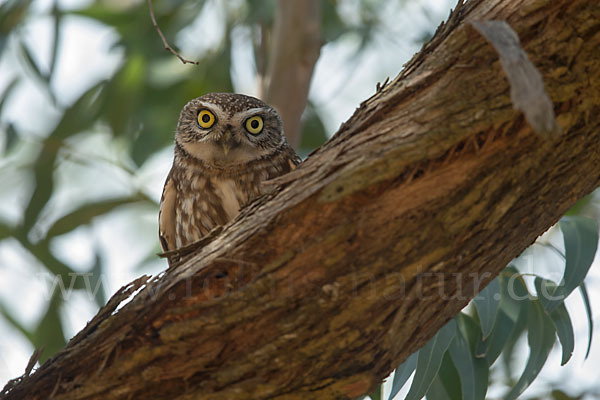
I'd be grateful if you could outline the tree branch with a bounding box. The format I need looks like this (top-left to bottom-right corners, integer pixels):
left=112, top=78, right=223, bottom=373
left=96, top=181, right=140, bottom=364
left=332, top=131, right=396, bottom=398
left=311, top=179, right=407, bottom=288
left=263, top=0, right=322, bottom=149
left=3, top=0, right=599, bottom=398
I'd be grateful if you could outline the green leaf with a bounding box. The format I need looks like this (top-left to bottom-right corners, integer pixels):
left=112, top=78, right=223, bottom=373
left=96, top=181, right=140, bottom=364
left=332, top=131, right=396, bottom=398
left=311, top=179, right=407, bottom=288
left=0, top=76, right=19, bottom=117
left=453, top=313, right=489, bottom=400
left=32, top=287, right=66, bottom=363
left=89, top=251, right=107, bottom=307
left=425, top=377, right=451, bottom=400
left=498, top=267, right=530, bottom=377
left=448, top=325, right=476, bottom=400
left=0, top=300, right=34, bottom=343
left=549, top=303, right=574, bottom=365
left=455, top=313, right=481, bottom=356
left=405, top=319, right=456, bottom=400
left=46, top=197, right=145, bottom=237
left=0, top=220, right=12, bottom=240
left=534, top=277, right=574, bottom=365
left=551, top=389, right=584, bottom=400
left=18, top=39, right=49, bottom=84
left=436, top=352, right=462, bottom=400
left=579, top=283, right=594, bottom=359
left=544, top=216, right=599, bottom=311
left=23, top=81, right=107, bottom=232
left=17, top=237, right=83, bottom=289
left=368, top=383, right=382, bottom=400
left=478, top=309, right=515, bottom=366
left=504, top=300, right=556, bottom=400
left=473, top=277, right=500, bottom=339
left=388, top=352, right=417, bottom=400
left=3, top=122, right=19, bottom=154
left=0, top=0, right=32, bottom=56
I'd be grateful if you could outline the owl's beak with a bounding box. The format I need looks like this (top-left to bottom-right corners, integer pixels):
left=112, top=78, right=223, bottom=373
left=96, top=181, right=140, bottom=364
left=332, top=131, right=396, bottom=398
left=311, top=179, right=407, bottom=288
left=217, top=129, right=235, bottom=156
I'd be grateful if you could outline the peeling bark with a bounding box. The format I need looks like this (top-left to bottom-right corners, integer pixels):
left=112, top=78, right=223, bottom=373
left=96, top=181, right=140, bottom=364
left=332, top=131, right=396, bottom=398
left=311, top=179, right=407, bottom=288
left=2, top=0, right=600, bottom=399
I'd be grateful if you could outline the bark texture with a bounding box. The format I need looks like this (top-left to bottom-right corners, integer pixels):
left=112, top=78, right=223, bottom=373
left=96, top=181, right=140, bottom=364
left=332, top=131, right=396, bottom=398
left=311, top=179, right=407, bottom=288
left=3, top=0, right=600, bottom=398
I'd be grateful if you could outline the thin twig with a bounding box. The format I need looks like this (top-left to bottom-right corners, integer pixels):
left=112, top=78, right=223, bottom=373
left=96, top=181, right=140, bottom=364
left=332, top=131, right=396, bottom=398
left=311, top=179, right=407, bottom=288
left=147, top=0, right=199, bottom=65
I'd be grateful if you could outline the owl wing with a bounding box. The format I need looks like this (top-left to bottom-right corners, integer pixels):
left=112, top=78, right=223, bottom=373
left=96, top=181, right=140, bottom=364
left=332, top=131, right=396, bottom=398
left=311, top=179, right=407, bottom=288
left=159, top=168, right=177, bottom=252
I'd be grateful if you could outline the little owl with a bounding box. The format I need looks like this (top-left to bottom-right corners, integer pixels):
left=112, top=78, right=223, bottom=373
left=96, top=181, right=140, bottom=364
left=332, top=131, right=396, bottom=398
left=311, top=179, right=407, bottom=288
left=159, top=93, right=301, bottom=257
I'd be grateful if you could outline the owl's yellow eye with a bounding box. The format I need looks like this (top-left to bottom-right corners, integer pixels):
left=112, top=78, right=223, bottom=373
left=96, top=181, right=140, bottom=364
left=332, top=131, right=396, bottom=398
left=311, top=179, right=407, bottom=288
left=197, top=110, right=215, bottom=129
left=245, top=116, right=264, bottom=135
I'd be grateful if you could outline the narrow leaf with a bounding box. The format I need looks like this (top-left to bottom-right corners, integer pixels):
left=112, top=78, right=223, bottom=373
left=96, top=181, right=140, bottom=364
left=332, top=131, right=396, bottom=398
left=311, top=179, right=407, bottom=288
left=46, top=197, right=143, bottom=237
left=452, top=314, right=489, bottom=400
left=473, top=277, right=501, bottom=339
left=550, top=303, right=574, bottom=365
left=0, top=77, right=19, bottom=116
left=23, top=81, right=106, bottom=231
left=448, top=328, right=475, bottom=400
left=4, top=122, right=18, bottom=153
left=32, top=287, right=66, bottom=362
left=368, top=383, right=382, bottom=400
left=436, top=353, right=462, bottom=400
left=504, top=300, right=556, bottom=400
left=534, top=277, right=574, bottom=365
left=544, top=216, right=599, bottom=311
left=498, top=267, right=530, bottom=377
left=18, top=39, right=48, bottom=84
left=405, top=320, right=456, bottom=400
left=478, top=309, right=515, bottom=366
left=579, top=283, right=594, bottom=359
left=388, top=352, right=417, bottom=400
left=426, top=378, right=451, bottom=400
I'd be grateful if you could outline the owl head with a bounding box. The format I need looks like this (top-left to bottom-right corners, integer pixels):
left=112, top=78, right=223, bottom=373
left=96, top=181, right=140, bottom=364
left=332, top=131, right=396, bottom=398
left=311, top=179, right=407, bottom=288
left=174, top=93, right=287, bottom=166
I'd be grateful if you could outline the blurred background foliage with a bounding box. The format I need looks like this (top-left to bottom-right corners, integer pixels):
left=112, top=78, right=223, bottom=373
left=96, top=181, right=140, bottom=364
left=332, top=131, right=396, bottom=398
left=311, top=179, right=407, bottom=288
left=0, top=0, right=599, bottom=399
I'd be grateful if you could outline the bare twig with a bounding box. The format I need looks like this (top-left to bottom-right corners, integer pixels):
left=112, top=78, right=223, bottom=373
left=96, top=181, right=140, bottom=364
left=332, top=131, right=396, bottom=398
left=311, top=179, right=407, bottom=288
left=147, top=0, right=199, bottom=65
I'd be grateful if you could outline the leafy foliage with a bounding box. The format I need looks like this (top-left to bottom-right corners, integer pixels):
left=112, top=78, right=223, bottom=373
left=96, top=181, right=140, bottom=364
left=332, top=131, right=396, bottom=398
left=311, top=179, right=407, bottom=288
left=382, top=216, right=598, bottom=400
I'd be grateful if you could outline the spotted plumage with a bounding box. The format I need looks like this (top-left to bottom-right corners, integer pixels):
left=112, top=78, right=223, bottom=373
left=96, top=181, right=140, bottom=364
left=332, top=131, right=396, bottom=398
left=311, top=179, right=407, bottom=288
left=159, top=93, right=300, bottom=259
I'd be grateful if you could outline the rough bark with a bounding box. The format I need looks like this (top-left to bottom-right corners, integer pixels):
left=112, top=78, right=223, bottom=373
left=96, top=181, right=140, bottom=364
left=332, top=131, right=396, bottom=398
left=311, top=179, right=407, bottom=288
left=3, top=0, right=600, bottom=398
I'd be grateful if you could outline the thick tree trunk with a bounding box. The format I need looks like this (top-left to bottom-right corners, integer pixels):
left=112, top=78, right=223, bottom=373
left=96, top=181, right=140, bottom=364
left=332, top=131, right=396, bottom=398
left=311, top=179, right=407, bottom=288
left=3, top=0, right=600, bottom=399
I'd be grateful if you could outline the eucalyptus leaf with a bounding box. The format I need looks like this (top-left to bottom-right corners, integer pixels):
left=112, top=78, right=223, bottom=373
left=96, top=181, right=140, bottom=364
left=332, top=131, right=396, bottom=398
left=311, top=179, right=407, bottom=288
left=405, top=320, right=456, bottom=400
left=31, top=288, right=66, bottom=362
left=543, top=216, right=599, bottom=311
left=452, top=313, right=489, bottom=400
left=498, top=267, right=530, bottom=378
left=579, top=283, right=594, bottom=359
left=388, top=352, right=417, bottom=400
left=0, top=76, right=19, bottom=117
left=23, top=81, right=107, bottom=231
left=473, top=277, right=500, bottom=339
left=425, top=377, right=451, bottom=400
left=534, top=277, right=574, bottom=365
left=437, top=350, right=462, bottom=400
left=46, top=197, right=145, bottom=237
left=478, top=309, right=514, bottom=366
left=368, top=383, right=382, bottom=400
left=448, top=325, right=476, bottom=400
left=504, top=300, right=556, bottom=400
left=3, top=122, right=18, bottom=154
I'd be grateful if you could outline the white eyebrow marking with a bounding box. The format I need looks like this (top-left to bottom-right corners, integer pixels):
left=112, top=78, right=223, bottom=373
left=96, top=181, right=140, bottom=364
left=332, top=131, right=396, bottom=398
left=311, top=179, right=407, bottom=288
left=196, top=101, right=227, bottom=122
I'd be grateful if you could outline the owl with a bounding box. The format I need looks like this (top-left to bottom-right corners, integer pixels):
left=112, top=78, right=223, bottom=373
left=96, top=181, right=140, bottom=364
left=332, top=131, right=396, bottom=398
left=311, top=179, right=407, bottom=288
left=159, top=93, right=301, bottom=260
